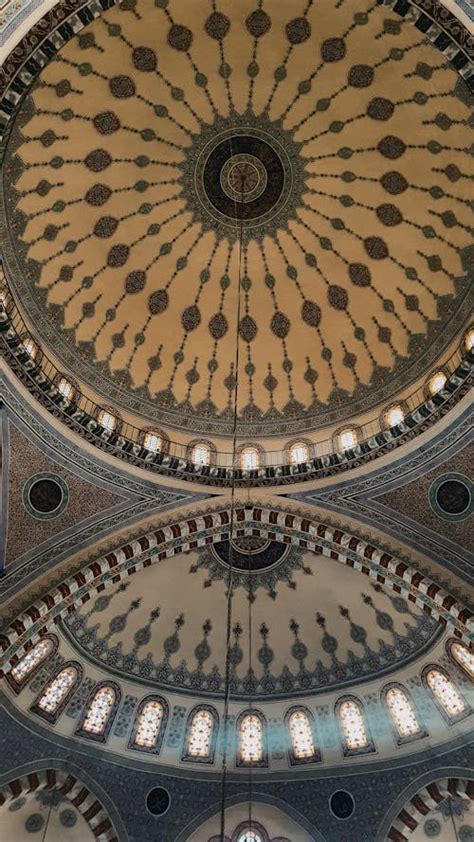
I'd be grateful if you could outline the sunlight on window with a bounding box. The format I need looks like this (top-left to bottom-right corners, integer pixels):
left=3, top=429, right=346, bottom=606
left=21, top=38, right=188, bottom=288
left=239, top=713, right=263, bottom=764
left=339, top=699, right=369, bottom=750
left=37, top=667, right=77, bottom=714
left=385, top=405, right=404, bottom=427
left=98, top=411, right=116, bottom=432
left=289, top=710, right=315, bottom=759
left=83, top=686, right=116, bottom=734
left=11, top=639, right=54, bottom=683
left=192, top=443, right=210, bottom=466
left=428, top=371, right=447, bottom=395
left=143, top=432, right=162, bottom=452
left=385, top=687, right=420, bottom=738
left=238, top=831, right=263, bottom=842
left=186, top=709, right=214, bottom=758
left=58, top=377, right=74, bottom=400
left=426, top=669, right=466, bottom=718
left=450, top=642, right=474, bottom=679
left=241, top=446, right=259, bottom=470
left=338, top=429, right=357, bottom=450
left=133, top=700, right=163, bottom=748
left=22, top=337, right=37, bottom=358
left=290, top=442, right=309, bottom=465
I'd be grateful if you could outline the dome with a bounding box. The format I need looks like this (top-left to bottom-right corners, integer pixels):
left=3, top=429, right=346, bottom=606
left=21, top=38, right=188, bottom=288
left=2, top=0, right=472, bottom=445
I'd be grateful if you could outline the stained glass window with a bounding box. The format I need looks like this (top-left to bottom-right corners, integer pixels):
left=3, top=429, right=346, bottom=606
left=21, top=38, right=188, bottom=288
left=57, top=377, right=74, bottom=399
left=98, top=411, right=116, bottom=431
left=82, top=686, right=116, bottom=734
left=385, top=687, right=421, bottom=738
left=11, top=639, right=54, bottom=683
left=186, top=709, right=214, bottom=758
left=288, top=710, right=315, bottom=759
left=339, top=428, right=357, bottom=450
left=450, top=642, right=474, bottom=679
left=37, top=667, right=77, bottom=714
left=426, top=669, right=466, bottom=718
left=134, top=700, right=164, bottom=748
left=192, top=443, right=210, bottom=466
left=428, top=371, right=447, bottom=395
left=239, top=713, right=263, bottom=764
left=143, top=432, right=162, bottom=452
left=241, top=447, right=259, bottom=470
left=290, top=442, right=309, bottom=465
left=238, top=831, right=263, bottom=842
left=385, top=405, right=404, bottom=427
left=338, top=699, right=369, bottom=750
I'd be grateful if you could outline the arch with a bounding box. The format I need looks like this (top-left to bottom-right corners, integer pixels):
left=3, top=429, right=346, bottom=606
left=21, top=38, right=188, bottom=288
left=446, top=637, right=474, bottom=680
left=421, top=665, right=470, bottom=724
left=335, top=694, right=375, bottom=757
left=230, top=820, right=271, bottom=842
left=128, top=694, right=169, bottom=756
left=1, top=506, right=471, bottom=679
left=0, top=767, right=120, bottom=841
left=385, top=776, right=473, bottom=841
left=236, top=709, right=268, bottom=768
left=30, top=661, right=83, bottom=724
left=284, top=705, right=321, bottom=765
left=5, top=634, right=58, bottom=692
left=381, top=682, right=427, bottom=745
left=182, top=704, right=219, bottom=764
left=75, top=681, right=121, bottom=743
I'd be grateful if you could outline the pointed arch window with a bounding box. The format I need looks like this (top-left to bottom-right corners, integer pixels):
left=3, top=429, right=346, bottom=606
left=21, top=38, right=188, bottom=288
left=192, top=443, right=210, bottom=466
left=336, top=697, right=374, bottom=755
left=9, top=638, right=56, bottom=687
left=33, top=664, right=80, bottom=721
left=183, top=706, right=218, bottom=762
left=383, top=685, right=424, bottom=741
left=424, top=667, right=467, bottom=721
left=448, top=640, right=474, bottom=680
left=130, top=696, right=168, bottom=754
left=287, top=708, right=318, bottom=763
left=76, top=683, right=120, bottom=741
left=237, top=710, right=266, bottom=766
left=290, top=441, right=309, bottom=465
left=241, top=446, right=259, bottom=470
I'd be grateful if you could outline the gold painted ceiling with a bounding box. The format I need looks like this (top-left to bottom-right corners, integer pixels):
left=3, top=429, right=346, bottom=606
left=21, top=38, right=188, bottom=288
left=2, top=0, right=472, bottom=436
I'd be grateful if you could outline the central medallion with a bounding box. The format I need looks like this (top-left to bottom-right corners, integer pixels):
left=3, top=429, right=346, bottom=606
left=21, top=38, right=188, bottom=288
left=183, top=112, right=307, bottom=241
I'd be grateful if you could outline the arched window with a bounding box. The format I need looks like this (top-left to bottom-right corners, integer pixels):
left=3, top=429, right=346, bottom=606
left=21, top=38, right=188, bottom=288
left=57, top=377, right=74, bottom=400
left=238, top=832, right=263, bottom=842
left=383, top=685, right=423, bottom=741
left=289, top=441, right=309, bottom=465
left=22, top=336, right=37, bottom=359
left=9, top=638, right=56, bottom=687
left=183, top=707, right=218, bottom=762
left=191, top=442, right=211, bottom=466
left=237, top=710, right=266, bottom=766
left=130, top=696, right=167, bottom=754
left=287, top=708, right=318, bottom=763
left=385, top=405, right=404, bottom=428
left=338, top=428, right=357, bottom=451
left=98, top=410, right=116, bottom=432
left=77, top=683, right=119, bottom=741
left=336, top=697, right=373, bottom=755
left=33, top=665, right=80, bottom=721
left=424, top=667, right=467, bottom=721
left=428, top=371, right=447, bottom=395
left=464, top=327, right=474, bottom=352
left=143, top=431, right=163, bottom=453
left=240, top=446, right=259, bottom=471
left=448, top=640, right=474, bottom=680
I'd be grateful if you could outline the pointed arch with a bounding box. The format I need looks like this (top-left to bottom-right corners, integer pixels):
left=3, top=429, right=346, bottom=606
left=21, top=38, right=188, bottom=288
left=5, top=635, right=58, bottom=692
left=446, top=637, right=474, bottom=680
left=31, top=661, right=82, bottom=723
left=421, top=664, right=470, bottom=723
left=385, top=776, right=473, bottom=841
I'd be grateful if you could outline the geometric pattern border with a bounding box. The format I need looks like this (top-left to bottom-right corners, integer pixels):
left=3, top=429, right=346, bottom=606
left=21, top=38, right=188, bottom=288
left=0, top=768, right=118, bottom=841
left=1, top=505, right=472, bottom=676
left=1, top=301, right=472, bottom=486
left=388, top=776, right=473, bottom=840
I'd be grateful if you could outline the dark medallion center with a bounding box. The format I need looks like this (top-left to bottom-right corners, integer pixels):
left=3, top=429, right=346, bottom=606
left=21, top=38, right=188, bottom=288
left=28, top=478, right=63, bottom=513
left=436, top=479, right=470, bottom=514
left=212, top=538, right=289, bottom=572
